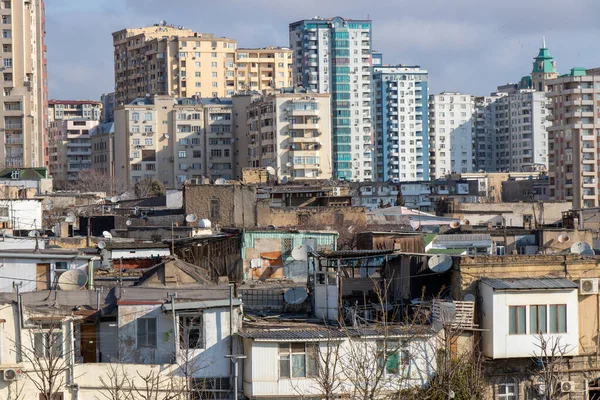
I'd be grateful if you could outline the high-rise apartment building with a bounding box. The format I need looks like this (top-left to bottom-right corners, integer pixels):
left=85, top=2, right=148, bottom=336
left=114, top=95, right=234, bottom=189
left=289, top=17, right=374, bottom=181
left=113, top=23, right=294, bottom=104
left=48, top=100, right=102, bottom=122
left=428, top=93, right=474, bottom=179
left=47, top=119, right=99, bottom=186
left=373, top=65, right=428, bottom=182
left=101, top=92, right=116, bottom=123
left=474, top=94, right=504, bottom=172
left=0, top=0, right=47, bottom=168
left=547, top=68, right=600, bottom=208
left=246, top=90, right=332, bottom=182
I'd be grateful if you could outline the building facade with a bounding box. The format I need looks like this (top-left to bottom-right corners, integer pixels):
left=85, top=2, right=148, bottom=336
left=234, top=47, right=293, bottom=91
left=373, top=65, right=428, bottom=182
left=246, top=90, right=332, bottom=182
left=90, top=122, right=115, bottom=176
left=101, top=92, right=116, bottom=123
left=48, top=119, right=99, bottom=186
left=114, top=95, right=235, bottom=189
left=48, top=100, right=102, bottom=122
left=547, top=67, right=600, bottom=208
left=0, top=0, right=47, bottom=168
left=428, top=93, right=474, bottom=179
left=289, top=17, right=374, bottom=181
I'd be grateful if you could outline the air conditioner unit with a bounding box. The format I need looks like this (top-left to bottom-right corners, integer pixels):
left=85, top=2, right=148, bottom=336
left=3, top=368, right=22, bottom=381
left=580, top=278, right=598, bottom=295
left=560, top=381, right=575, bottom=393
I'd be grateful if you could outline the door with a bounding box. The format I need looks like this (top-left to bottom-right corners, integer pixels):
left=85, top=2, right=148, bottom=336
left=80, top=324, right=97, bottom=363
left=36, top=264, right=50, bottom=291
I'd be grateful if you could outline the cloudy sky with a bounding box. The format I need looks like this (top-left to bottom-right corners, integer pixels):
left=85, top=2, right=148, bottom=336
left=46, top=0, right=600, bottom=100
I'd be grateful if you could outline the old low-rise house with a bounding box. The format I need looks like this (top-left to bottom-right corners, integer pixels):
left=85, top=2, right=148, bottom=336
left=0, top=258, right=242, bottom=400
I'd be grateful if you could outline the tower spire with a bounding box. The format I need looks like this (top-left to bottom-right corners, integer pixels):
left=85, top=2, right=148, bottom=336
left=543, top=35, right=546, bottom=48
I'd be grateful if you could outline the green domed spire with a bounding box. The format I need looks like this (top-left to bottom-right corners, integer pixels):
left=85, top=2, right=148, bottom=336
left=532, top=36, right=556, bottom=74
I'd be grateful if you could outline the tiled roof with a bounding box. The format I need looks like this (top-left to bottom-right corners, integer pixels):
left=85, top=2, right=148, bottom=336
left=482, top=277, right=577, bottom=291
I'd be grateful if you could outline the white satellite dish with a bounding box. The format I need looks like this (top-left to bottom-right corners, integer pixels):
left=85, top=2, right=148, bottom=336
left=571, top=242, right=593, bottom=255
left=285, top=162, right=293, bottom=167
left=428, top=254, right=453, bottom=273
left=28, top=230, right=40, bottom=238
left=65, top=215, right=76, bottom=224
left=164, top=134, right=170, bottom=139
left=102, top=231, right=113, bottom=240
left=199, top=219, right=212, bottom=228
left=284, top=287, right=308, bottom=305
left=291, top=244, right=313, bottom=261
left=558, top=233, right=570, bottom=243
left=328, top=179, right=335, bottom=186
left=460, top=219, right=471, bottom=226
left=580, top=248, right=596, bottom=256
left=110, top=196, right=119, bottom=204
left=449, top=220, right=461, bottom=229
left=266, top=166, right=276, bottom=176
left=464, top=293, right=476, bottom=302
left=281, top=176, right=289, bottom=184
left=126, top=219, right=132, bottom=226
left=97, top=241, right=106, bottom=250
left=214, top=178, right=227, bottom=185
left=185, top=214, right=198, bottom=223
left=57, top=269, right=88, bottom=291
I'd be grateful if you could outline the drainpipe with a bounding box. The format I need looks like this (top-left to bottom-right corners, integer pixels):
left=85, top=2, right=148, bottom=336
left=69, top=320, right=79, bottom=400
left=14, top=282, right=22, bottom=363
left=167, top=293, right=178, bottom=356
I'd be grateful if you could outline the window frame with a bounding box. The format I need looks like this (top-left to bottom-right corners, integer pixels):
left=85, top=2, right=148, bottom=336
left=549, top=304, right=567, bottom=334
left=33, top=328, right=64, bottom=358
left=529, top=305, right=547, bottom=334
left=179, top=314, right=204, bottom=350
left=278, top=342, right=317, bottom=379
left=137, top=318, right=157, bottom=349
left=508, top=305, right=526, bottom=335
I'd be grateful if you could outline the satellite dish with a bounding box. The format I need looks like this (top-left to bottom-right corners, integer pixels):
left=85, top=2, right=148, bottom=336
left=265, top=166, right=276, bottom=176
left=214, top=178, right=227, bottom=185
left=328, top=179, right=335, bottom=186
left=126, top=219, right=132, bottom=226
left=359, top=266, right=377, bottom=278
left=285, top=162, right=293, bottom=167
left=28, top=230, right=40, bottom=238
left=65, top=215, right=76, bottom=224
left=291, top=244, right=313, bottom=261
left=164, top=134, right=170, bottom=139
left=110, top=196, right=119, bottom=204
left=464, top=293, right=476, bottom=302
left=199, top=219, right=212, bottom=228
left=284, top=287, right=308, bottom=305
left=102, top=231, right=113, bottom=239
left=460, top=219, right=471, bottom=226
left=97, top=241, right=106, bottom=250
left=558, top=233, right=570, bottom=243
left=449, top=220, right=461, bottom=229
left=185, top=214, right=198, bottom=223
left=57, top=269, right=88, bottom=291
left=281, top=176, right=289, bottom=184
left=571, top=242, right=593, bottom=255
left=428, top=254, right=453, bottom=273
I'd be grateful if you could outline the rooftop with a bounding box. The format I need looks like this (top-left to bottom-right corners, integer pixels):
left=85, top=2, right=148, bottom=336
left=481, top=277, right=578, bottom=291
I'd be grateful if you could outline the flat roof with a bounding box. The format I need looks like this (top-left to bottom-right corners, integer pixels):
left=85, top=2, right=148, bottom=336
left=482, top=278, right=577, bottom=291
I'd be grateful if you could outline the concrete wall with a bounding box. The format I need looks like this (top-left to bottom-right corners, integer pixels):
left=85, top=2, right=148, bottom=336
left=0, top=199, right=42, bottom=230
left=258, top=203, right=367, bottom=228
left=184, top=184, right=257, bottom=227
left=0, top=257, right=89, bottom=292
left=450, top=201, right=570, bottom=226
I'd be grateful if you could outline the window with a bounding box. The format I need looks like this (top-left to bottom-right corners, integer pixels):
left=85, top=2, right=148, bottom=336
left=2, top=58, right=11, bottom=68
left=529, top=305, right=547, bottom=334
left=178, top=151, right=187, bottom=158
left=278, top=343, right=317, bottom=379
left=34, top=329, right=63, bottom=358
left=210, top=198, right=220, bottom=220
left=496, top=377, right=517, bottom=400
left=131, top=112, right=139, bottom=122
left=211, top=62, right=217, bottom=68
left=132, top=139, right=140, bottom=146
left=131, top=125, right=140, bottom=133
left=549, top=304, right=567, bottom=333
left=377, top=340, right=409, bottom=376
left=137, top=318, right=157, bottom=348
left=145, top=138, right=152, bottom=146
left=195, top=72, right=201, bottom=77
left=144, top=112, right=152, bottom=121
left=179, top=315, right=203, bottom=349
left=508, top=306, right=526, bottom=335
left=211, top=72, right=217, bottom=78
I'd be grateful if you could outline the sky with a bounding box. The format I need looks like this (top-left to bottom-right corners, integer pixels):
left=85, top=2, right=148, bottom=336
left=46, top=0, right=600, bottom=100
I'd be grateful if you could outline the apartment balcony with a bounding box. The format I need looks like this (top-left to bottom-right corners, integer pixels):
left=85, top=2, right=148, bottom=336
left=289, top=135, right=320, bottom=144
left=5, top=137, right=22, bottom=145
left=582, top=146, right=595, bottom=153
left=583, top=178, right=596, bottom=187
left=4, top=123, right=22, bottom=130
left=307, top=60, right=318, bottom=67
left=289, top=122, right=319, bottom=130
left=67, top=149, right=92, bottom=156
left=583, top=157, right=596, bottom=164
left=289, top=108, right=320, bottom=117
left=5, top=157, right=23, bottom=167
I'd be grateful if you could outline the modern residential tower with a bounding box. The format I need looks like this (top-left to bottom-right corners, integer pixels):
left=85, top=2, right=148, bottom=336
left=289, top=17, right=374, bottom=181
left=373, top=65, right=428, bottom=182
left=0, top=0, right=47, bottom=168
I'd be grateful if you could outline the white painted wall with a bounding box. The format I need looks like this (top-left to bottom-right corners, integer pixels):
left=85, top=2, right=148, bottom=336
left=0, top=200, right=42, bottom=230
left=242, top=335, right=437, bottom=398
left=479, top=282, right=579, bottom=359
left=0, top=257, right=89, bottom=293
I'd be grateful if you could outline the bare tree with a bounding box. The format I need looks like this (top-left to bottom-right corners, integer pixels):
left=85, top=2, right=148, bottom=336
left=132, top=369, right=182, bottom=400
left=530, top=334, right=570, bottom=400
left=134, top=178, right=165, bottom=199
left=70, top=171, right=130, bottom=196
left=97, top=364, right=134, bottom=400
left=14, top=317, right=76, bottom=400
left=312, top=332, right=343, bottom=400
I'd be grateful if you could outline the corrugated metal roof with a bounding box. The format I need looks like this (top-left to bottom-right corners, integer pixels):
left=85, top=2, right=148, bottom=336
left=482, top=277, right=577, bottom=291
left=431, top=234, right=492, bottom=248
left=315, top=249, right=397, bottom=258
left=237, top=326, right=433, bottom=341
